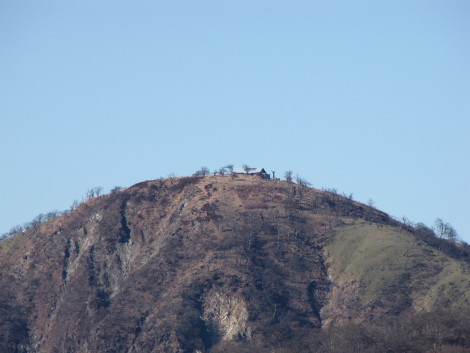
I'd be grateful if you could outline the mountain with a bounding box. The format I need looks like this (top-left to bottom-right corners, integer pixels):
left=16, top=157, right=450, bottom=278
left=1, top=175, right=469, bottom=353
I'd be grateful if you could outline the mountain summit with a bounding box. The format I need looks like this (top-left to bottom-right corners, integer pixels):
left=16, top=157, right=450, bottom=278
left=1, top=175, right=469, bottom=352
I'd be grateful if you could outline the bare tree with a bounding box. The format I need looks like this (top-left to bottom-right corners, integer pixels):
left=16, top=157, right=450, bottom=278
left=225, top=164, right=234, bottom=174
left=70, top=199, right=80, bottom=211
left=401, top=216, right=413, bottom=228
left=86, top=188, right=94, bottom=199
left=44, top=210, right=61, bottom=222
left=8, top=225, right=24, bottom=236
left=446, top=224, right=458, bottom=242
left=284, top=170, right=293, bottom=183
left=243, top=164, right=251, bottom=173
left=29, top=214, right=45, bottom=230
left=434, top=218, right=459, bottom=242
left=363, top=198, right=375, bottom=221
left=110, top=186, right=123, bottom=194
left=193, top=166, right=210, bottom=176
left=322, top=187, right=338, bottom=195
left=434, top=218, right=445, bottom=238
left=295, top=175, right=311, bottom=187
left=86, top=187, right=103, bottom=200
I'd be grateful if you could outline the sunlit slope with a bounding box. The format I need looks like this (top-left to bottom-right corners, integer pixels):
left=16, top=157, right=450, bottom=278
left=325, top=222, right=470, bottom=312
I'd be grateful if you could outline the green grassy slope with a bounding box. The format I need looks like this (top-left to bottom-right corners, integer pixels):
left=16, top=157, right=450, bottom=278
left=324, top=222, right=470, bottom=311
left=0, top=231, right=28, bottom=254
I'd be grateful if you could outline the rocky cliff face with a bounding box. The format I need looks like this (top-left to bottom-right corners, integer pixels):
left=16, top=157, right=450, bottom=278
left=1, top=175, right=469, bottom=353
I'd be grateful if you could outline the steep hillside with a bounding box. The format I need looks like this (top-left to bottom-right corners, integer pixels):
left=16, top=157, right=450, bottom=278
left=1, top=175, right=469, bottom=353
left=323, top=223, right=470, bottom=323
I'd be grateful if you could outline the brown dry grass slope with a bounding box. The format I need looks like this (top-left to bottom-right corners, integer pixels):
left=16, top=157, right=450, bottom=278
left=0, top=175, right=469, bottom=353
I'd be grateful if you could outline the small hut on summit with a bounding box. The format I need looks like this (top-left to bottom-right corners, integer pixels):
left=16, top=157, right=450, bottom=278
left=233, top=167, right=271, bottom=179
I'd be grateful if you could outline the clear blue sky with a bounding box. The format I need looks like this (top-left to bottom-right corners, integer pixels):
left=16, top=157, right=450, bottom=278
left=1, top=1, right=469, bottom=242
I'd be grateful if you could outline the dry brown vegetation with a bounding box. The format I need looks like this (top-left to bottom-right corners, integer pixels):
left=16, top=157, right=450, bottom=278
left=0, top=175, right=469, bottom=353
